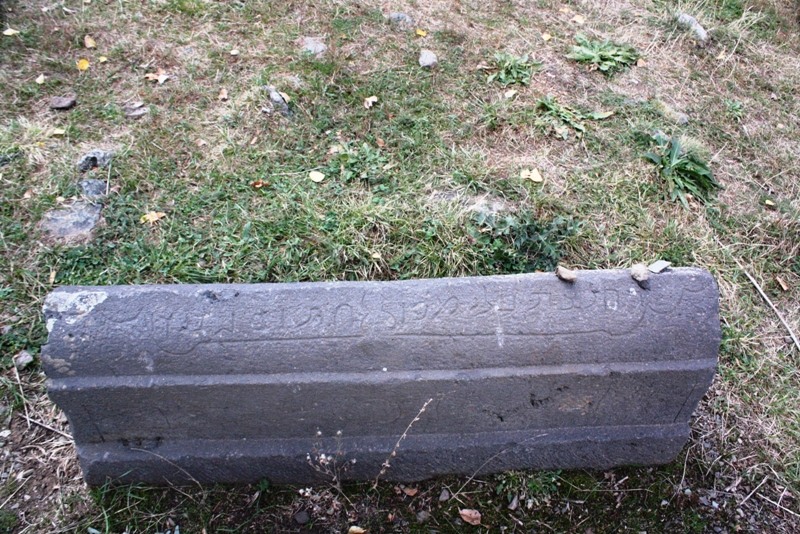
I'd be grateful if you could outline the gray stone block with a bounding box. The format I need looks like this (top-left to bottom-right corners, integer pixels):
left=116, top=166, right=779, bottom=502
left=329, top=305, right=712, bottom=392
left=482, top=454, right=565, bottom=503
left=42, top=268, right=720, bottom=485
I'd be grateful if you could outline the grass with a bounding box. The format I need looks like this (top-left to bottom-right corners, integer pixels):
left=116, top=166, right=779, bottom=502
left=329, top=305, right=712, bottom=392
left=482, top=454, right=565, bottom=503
left=0, top=0, right=799, bottom=531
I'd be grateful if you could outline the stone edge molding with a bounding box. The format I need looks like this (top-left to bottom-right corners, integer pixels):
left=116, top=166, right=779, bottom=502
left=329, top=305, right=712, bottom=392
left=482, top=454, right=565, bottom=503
left=42, top=268, right=721, bottom=485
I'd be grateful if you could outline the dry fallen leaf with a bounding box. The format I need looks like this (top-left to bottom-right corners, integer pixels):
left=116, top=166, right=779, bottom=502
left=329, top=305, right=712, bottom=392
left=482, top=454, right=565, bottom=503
left=364, top=95, right=379, bottom=109
left=329, top=144, right=343, bottom=154
left=765, top=199, right=775, bottom=206
left=556, top=265, right=578, bottom=282
left=250, top=136, right=258, bottom=145
left=542, top=32, right=552, bottom=41
left=251, top=179, right=269, bottom=188
left=559, top=6, right=572, bottom=13
left=520, top=168, right=543, bottom=183
left=716, top=51, right=726, bottom=60
left=776, top=276, right=789, bottom=292
left=571, top=14, right=585, bottom=24
left=84, top=34, right=96, bottom=48
left=504, top=89, right=518, bottom=99
left=196, top=139, right=208, bottom=147
left=309, top=170, right=325, bottom=183
left=347, top=527, right=367, bottom=534
left=218, top=88, right=228, bottom=101
left=459, top=509, right=481, bottom=526
left=77, top=58, right=90, bottom=71
left=145, top=68, right=169, bottom=84
left=376, top=137, right=385, bottom=147
left=636, top=58, right=647, bottom=67
left=230, top=49, right=240, bottom=56
left=415, top=29, right=427, bottom=36
left=35, top=74, right=45, bottom=84
left=99, top=56, right=108, bottom=63
left=140, top=211, right=167, bottom=224
left=3, top=28, right=20, bottom=36
left=402, top=486, right=419, bottom=497
left=279, top=91, right=291, bottom=103
left=50, top=128, right=66, bottom=136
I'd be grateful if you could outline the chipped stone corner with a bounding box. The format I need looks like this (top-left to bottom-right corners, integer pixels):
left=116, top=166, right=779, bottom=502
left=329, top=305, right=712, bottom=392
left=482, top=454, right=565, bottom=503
left=43, top=290, right=108, bottom=327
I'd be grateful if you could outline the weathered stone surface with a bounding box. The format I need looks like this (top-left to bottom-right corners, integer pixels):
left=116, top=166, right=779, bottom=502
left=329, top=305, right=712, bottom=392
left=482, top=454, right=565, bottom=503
left=40, top=201, right=101, bottom=241
left=419, top=49, right=438, bottom=68
left=78, top=149, right=114, bottom=172
left=50, top=96, right=77, bottom=110
left=42, top=268, right=720, bottom=485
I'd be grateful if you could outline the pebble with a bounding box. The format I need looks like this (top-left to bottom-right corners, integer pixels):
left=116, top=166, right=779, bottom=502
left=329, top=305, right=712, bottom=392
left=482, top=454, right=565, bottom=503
left=14, top=350, right=34, bottom=370
left=677, top=13, right=708, bottom=41
left=556, top=266, right=577, bottom=283
left=78, top=149, right=114, bottom=172
left=388, top=12, right=415, bottom=30
left=648, top=260, right=672, bottom=273
left=631, top=263, right=650, bottom=290
left=79, top=179, right=108, bottom=198
left=300, top=37, right=327, bottom=56
left=293, top=510, right=310, bottom=525
left=419, top=49, right=438, bottom=68
left=41, top=202, right=102, bottom=241
left=123, top=101, right=149, bottom=119
left=416, top=510, right=431, bottom=523
left=49, top=96, right=77, bottom=110
left=265, top=85, right=291, bottom=117
left=438, top=488, right=450, bottom=501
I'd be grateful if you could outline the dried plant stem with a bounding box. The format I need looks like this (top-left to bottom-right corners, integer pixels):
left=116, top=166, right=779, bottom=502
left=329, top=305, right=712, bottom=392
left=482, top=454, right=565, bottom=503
left=373, top=398, right=433, bottom=490
left=20, top=414, right=72, bottom=440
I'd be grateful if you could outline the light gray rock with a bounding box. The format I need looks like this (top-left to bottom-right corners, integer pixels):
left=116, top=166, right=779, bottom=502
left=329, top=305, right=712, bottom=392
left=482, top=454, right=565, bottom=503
left=79, top=179, right=107, bottom=198
left=14, top=350, right=34, bottom=370
left=300, top=37, right=327, bottom=56
left=388, top=13, right=415, bottom=30
left=677, top=13, right=708, bottom=41
left=265, top=86, right=291, bottom=118
left=50, top=96, right=77, bottom=110
left=41, top=202, right=101, bottom=241
left=42, top=268, right=720, bottom=486
left=419, top=49, right=438, bottom=68
left=78, top=150, right=114, bottom=172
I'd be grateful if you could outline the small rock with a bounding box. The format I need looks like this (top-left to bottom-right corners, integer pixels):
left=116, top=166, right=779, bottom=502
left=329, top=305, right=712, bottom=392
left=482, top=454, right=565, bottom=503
left=300, top=37, right=327, bottom=56
left=388, top=12, right=415, bottom=29
left=676, top=13, right=708, bottom=41
left=293, top=510, right=310, bottom=525
left=14, top=351, right=34, bottom=370
left=556, top=266, right=577, bottom=283
left=79, top=179, right=108, bottom=198
left=50, top=96, right=77, bottom=110
left=123, top=101, right=149, bottom=119
left=631, top=263, right=650, bottom=290
left=265, top=85, right=291, bottom=118
left=416, top=510, right=431, bottom=523
left=77, top=149, right=114, bottom=172
left=699, top=496, right=710, bottom=506
left=419, top=49, right=438, bottom=68
left=439, top=488, right=450, bottom=502
left=41, top=201, right=102, bottom=241
left=786, top=336, right=793, bottom=344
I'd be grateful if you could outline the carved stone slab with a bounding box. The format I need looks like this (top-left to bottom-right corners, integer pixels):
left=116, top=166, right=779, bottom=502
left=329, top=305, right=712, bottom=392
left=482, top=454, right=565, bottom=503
left=42, top=268, right=720, bottom=485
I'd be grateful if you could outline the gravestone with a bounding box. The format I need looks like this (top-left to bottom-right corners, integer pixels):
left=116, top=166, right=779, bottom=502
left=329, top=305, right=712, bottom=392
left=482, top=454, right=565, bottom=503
left=41, top=268, right=720, bottom=485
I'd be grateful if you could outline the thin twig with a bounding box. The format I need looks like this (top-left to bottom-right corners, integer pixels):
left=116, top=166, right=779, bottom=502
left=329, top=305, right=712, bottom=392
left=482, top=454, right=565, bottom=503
left=740, top=475, right=768, bottom=506
left=716, top=237, right=800, bottom=352
left=130, top=448, right=203, bottom=490
left=0, top=475, right=30, bottom=510
left=12, top=366, right=30, bottom=429
left=757, top=493, right=800, bottom=518
left=373, top=398, right=433, bottom=490
left=20, top=414, right=73, bottom=440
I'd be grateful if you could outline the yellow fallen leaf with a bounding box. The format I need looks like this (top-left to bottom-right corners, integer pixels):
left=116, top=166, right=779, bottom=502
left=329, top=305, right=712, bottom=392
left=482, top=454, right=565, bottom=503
left=716, top=51, right=725, bottom=60
left=36, top=74, right=45, bottom=84
left=77, top=58, right=90, bottom=71
left=3, top=28, right=20, bottom=36
left=140, top=211, right=167, bottom=224
left=309, top=170, right=325, bottom=182
left=571, top=14, right=585, bottom=24
left=99, top=56, right=108, bottom=63
left=364, top=95, right=378, bottom=109
left=459, top=509, right=481, bottom=526
left=542, top=32, right=552, bottom=41
left=51, top=128, right=66, bottom=136
left=84, top=35, right=96, bottom=48
left=49, top=270, right=57, bottom=284
left=218, top=88, right=228, bottom=100
left=559, top=7, right=572, bottom=13
left=637, top=58, right=647, bottom=67
left=415, top=29, right=427, bottom=36
left=279, top=91, right=290, bottom=103
left=521, top=168, right=543, bottom=183
left=764, top=199, right=775, bottom=206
